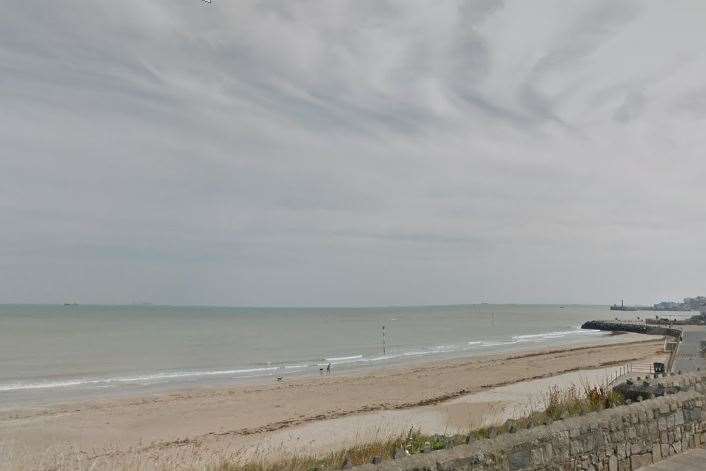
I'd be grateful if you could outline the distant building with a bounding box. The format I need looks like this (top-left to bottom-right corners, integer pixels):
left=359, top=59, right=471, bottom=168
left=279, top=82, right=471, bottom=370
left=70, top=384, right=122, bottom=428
left=684, top=297, right=706, bottom=310
left=651, top=296, right=706, bottom=312
left=654, top=301, right=681, bottom=311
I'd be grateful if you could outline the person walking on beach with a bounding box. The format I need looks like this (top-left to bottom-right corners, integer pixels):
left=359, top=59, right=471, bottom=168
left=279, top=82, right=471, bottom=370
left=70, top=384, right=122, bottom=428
left=326, top=363, right=331, bottom=375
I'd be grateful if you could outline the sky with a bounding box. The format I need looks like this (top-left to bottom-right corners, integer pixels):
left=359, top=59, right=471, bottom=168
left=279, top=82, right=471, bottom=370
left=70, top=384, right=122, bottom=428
left=2, top=0, right=706, bottom=306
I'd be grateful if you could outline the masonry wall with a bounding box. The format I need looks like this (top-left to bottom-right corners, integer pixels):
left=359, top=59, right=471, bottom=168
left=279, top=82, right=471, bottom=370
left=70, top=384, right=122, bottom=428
left=580, top=321, right=682, bottom=339
left=354, top=378, right=706, bottom=471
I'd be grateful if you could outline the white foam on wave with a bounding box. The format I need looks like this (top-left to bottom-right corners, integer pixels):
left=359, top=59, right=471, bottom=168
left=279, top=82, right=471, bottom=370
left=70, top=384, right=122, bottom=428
left=477, top=340, right=518, bottom=347
left=369, top=352, right=409, bottom=362
left=324, top=354, right=363, bottom=362
left=1, top=327, right=609, bottom=393
left=0, top=366, right=281, bottom=392
left=512, top=328, right=599, bottom=343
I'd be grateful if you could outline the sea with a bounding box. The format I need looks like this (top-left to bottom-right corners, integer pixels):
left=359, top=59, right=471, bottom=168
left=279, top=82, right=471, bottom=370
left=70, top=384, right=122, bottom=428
left=0, top=304, right=661, bottom=408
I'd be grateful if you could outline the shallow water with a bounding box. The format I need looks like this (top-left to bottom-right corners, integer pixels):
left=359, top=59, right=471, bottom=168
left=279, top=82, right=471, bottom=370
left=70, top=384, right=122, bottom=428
left=0, top=304, right=659, bottom=406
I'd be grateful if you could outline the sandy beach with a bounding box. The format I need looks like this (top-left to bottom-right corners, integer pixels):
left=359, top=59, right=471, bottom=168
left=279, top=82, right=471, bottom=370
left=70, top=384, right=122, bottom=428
left=0, top=335, right=666, bottom=470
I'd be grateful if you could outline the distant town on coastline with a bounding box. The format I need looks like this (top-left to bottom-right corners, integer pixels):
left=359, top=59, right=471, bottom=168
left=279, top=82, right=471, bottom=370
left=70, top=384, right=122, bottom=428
left=610, top=296, right=706, bottom=312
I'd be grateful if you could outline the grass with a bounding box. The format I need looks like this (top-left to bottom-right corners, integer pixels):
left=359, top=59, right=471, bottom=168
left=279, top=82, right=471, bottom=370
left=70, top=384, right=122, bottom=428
left=212, top=382, right=624, bottom=471
left=211, top=429, right=464, bottom=471
left=469, top=382, right=624, bottom=440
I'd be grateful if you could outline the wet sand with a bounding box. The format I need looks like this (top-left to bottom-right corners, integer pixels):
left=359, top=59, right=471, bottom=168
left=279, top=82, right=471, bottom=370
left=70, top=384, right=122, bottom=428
left=0, top=335, right=665, bottom=470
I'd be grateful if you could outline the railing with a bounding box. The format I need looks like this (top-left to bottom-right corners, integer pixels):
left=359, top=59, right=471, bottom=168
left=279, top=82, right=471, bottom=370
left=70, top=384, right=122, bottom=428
left=629, top=363, right=655, bottom=374
left=607, top=362, right=659, bottom=386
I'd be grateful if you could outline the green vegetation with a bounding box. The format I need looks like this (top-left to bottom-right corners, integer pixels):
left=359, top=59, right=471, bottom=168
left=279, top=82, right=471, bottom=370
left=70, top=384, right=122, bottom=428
left=213, top=432, right=408, bottom=471
left=214, top=384, right=624, bottom=471
left=470, top=383, right=624, bottom=440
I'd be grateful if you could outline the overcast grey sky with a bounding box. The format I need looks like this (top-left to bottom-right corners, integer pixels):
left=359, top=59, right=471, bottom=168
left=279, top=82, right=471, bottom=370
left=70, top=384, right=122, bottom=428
left=2, top=0, right=706, bottom=306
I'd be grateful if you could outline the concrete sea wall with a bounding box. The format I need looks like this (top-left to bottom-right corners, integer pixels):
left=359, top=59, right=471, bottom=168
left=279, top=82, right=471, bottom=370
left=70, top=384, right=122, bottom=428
left=354, top=375, right=706, bottom=471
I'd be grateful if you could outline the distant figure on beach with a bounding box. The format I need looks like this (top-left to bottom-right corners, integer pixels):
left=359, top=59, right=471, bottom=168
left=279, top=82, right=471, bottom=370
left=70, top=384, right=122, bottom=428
left=326, top=363, right=331, bottom=375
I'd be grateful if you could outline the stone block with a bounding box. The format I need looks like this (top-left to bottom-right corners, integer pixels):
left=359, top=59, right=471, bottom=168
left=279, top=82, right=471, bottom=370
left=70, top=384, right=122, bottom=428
left=554, top=444, right=570, bottom=461
left=672, top=440, right=682, bottom=454
left=652, top=443, right=662, bottom=462
left=660, top=443, right=671, bottom=458
left=627, top=427, right=637, bottom=440
left=570, top=439, right=583, bottom=455
left=530, top=446, right=543, bottom=465
left=580, top=456, right=590, bottom=468
left=595, top=431, right=608, bottom=449
left=615, top=443, right=626, bottom=459
left=692, top=406, right=702, bottom=420
left=630, top=453, right=652, bottom=470
left=636, top=423, right=647, bottom=437
left=608, top=454, right=618, bottom=471
left=509, top=448, right=530, bottom=470
left=544, top=442, right=554, bottom=461
left=638, top=409, right=648, bottom=423
left=683, top=408, right=694, bottom=422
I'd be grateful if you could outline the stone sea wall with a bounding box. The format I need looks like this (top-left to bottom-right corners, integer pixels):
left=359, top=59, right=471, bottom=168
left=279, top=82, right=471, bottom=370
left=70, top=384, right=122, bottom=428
left=354, top=376, right=706, bottom=471
left=580, top=321, right=682, bottom=339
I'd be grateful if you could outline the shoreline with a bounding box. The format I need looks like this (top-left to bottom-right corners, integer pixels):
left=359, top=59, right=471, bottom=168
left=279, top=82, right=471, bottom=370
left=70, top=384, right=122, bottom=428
left=0, top=335, right=665, bottom=470
left=0, top=329, right=651, bottom=411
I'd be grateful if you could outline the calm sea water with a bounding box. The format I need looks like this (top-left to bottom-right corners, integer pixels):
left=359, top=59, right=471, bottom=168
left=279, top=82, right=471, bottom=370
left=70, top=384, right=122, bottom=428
left=0, top=304, right=640, bottom=407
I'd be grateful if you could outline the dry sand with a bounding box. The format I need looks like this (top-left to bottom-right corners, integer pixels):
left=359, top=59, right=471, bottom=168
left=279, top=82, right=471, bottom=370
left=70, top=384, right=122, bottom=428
left=0, top=335, right=665, bottom=470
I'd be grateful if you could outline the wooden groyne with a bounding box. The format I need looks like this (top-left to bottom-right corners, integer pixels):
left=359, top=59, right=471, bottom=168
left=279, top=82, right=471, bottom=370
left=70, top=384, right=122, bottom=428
left=581, top=320, right=682, bottom=339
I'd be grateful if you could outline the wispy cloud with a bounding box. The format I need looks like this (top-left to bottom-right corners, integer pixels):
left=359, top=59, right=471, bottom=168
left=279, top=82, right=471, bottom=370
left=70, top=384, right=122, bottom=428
left=2, top=0, right=706, bottom=305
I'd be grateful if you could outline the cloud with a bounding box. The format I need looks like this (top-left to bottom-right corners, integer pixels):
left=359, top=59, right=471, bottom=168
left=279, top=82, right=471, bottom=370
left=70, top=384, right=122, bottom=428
left=2, top=0, right=706, bottom=305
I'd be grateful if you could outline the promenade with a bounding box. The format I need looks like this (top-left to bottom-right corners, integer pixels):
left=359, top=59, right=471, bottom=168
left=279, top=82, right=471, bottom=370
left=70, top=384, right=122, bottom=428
left=673, top=325, right=706, bottom=373
left=641, top=448, right=706, bottom=470
left=641, top=325, right=706, bottom=469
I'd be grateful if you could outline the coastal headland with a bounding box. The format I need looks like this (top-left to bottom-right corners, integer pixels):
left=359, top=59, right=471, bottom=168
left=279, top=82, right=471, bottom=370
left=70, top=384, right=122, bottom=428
left=0, top=335, right=665, bottom=470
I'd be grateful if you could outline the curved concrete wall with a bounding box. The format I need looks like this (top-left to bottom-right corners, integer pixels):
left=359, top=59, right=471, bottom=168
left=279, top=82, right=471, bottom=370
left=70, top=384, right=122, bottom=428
left=582, top=320, right=682, bottom=339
